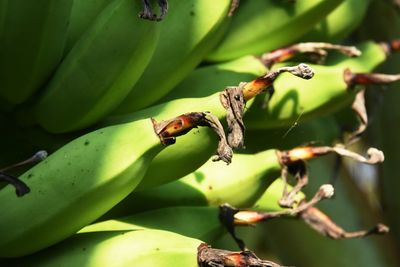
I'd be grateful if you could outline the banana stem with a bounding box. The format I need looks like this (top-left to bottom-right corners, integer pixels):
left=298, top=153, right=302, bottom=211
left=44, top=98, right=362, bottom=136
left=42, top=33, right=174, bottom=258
left=261, top=42, right=361, bottom=68
left=228, top=0, right=240, bottom=16
left=242, top=63, right=314, bottom=101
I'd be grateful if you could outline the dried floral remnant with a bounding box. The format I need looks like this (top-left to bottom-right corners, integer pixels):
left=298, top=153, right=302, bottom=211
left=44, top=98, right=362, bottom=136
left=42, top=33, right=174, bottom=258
left=197, top=243, right=284, bottom=267
left=344, top=68, right=400, bottom=89
left=261, top=42, right=361, bottom=68
left=139, top=0, right=168, bottom=21
left=0, top=172, right=30, bottom=197
left=220, top=84, right=246, bottom=149
left=301, top=207, right=389, bottom=239
left=152, top=112, right=233, bottom=164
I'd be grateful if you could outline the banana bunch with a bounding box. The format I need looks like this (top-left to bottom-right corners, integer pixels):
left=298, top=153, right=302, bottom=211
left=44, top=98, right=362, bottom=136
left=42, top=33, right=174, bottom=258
left=0, top=0, right=74, bottom=105
left=1, top=1, right=399, bottom=266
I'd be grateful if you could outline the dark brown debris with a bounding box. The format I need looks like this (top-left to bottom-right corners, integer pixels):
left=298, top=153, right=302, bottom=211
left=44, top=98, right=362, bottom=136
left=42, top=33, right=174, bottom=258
left=197, top=243, right=285, bottom=267
left=139, top=0, right=168, bottom=21
left=152, top=112, right=233, bottom=164
left=220, top=84, right=246, bottom=149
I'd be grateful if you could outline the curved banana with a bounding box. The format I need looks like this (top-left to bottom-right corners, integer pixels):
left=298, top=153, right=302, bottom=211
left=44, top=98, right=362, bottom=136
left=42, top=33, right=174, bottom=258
left=0, top=0, right=73, bottom=104
left=0, top=112, right=208, bottom=257
left=105, top=63, right=313, bottom=189
left=32, top=0, right=160, bottom=133
left=206, top=0, right=344, bottom=62
left=101, top=149, right=282, bottom=219
left=300, top=0, right=372, bottom=42
left=9, top=229, right=203, bottom=267
left=83, top=206, right=224, bottom=244
left=111, top=0, right=231, bottom=114
left=245, top=41, right=388, bottom=129
left=65, top=0, right=110, bottom=53
left=161, top=55, right=268, bottom=102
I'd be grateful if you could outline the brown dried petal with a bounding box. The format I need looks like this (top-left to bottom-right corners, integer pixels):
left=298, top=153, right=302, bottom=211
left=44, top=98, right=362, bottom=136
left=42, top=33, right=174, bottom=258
left=197, top=243, right=284, bottom=267
left=220, top=84, right=246, bottom=149
left=300, top=207, right=389, bottom=239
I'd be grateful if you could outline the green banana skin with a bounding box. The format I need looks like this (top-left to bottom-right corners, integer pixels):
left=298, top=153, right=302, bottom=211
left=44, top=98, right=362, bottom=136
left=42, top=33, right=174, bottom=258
left=33, top=0, right=160, bottom=133
left=65, top=0, right=110, bottom=53
left=101, top=149, right=281, bottom=219
left=112, top=0, right=232, bottom=114
left=0, top=118, right=164, bottom=258
left=206, top=0, right=344, bottom=62
left=161, top=55, right=268, bottom=102
left=0, top=0, right=73, bottom=105
left=83, top=206, right=225, bottom=244
left=244, top=41, right=388, bottom=130
left=105, top=92, right=235, bottom=190
left=6, top=229, right=202, bottom=267
left=243, top=114, right=341, bottom=154
left=300, top=0, right=372, bottom=42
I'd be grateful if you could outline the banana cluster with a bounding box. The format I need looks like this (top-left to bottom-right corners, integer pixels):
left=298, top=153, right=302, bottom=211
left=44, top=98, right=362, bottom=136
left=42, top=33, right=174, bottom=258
left=1, top=0, right=398, bottom=266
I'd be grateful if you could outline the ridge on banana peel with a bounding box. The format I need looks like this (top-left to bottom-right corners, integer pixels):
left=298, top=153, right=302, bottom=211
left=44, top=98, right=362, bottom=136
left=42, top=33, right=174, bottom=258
left=0, top=0, right=74, bottom=105
left=206, top=0, right=344, bottom=62
left=111, top=0, right=232, bottom=115
left=0, top=112, right=227, bottom=258
left=64, top=0, right=110, bottom=53
left=32, top=0, right=160, bottom=133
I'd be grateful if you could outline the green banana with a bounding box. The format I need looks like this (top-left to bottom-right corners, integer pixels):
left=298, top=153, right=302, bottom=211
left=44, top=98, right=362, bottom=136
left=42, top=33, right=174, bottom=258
left=206, top=0, right=344, bottom=62
left=83, top=206, right=225, bottom=244
left=7, top=229, right=203, bottom=267
left=105, top=63, right=313, bottom=190
left=32, top=0, right=160, bottom=133
left=101, top=149, right=282, bottom=219
left=245, top=41, right=388, bottom=129
left=111, top=0, right=231, bottom=114
left=161, top=55, right=268, bottom=102
left=0, top=0, right=73, bottom=105
left=0, top=112, right=208, bottom=257
left=300, top=0, right=372, bottom=42
left=65, top=0, right=110, bottom=53
left=356, top=0, right=400, bottom=41
left=244, top=114, right=341, bottom=153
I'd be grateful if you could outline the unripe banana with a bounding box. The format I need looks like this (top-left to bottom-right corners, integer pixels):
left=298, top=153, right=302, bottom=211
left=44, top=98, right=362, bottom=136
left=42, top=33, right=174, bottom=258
left=0, top=112, right=209, bottom=257
left=245, top=41, right=388, bottom=129
left=105, top=63, right=313, bottom=189
left=65, top=0, right=110, bottom=53
left=7, top=229, right=203, bottom=267
left=106, top=93, right=228, bottom=190
left=101, top=149, right=282, bottom=219
left=244, top=114, right=341, bottom=154
left=161, top=55, right=268, bottom=102
left=300, top=0, right=372, bottom=42
left=83, top=206, right=224, bottom=244
left=206, top=0, right=344, bottom=62
left=32, top=0, right=160, bottom=133
left=0, top=0, right=73, bottom=104
left=111, top=0, right=231, bottom=114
